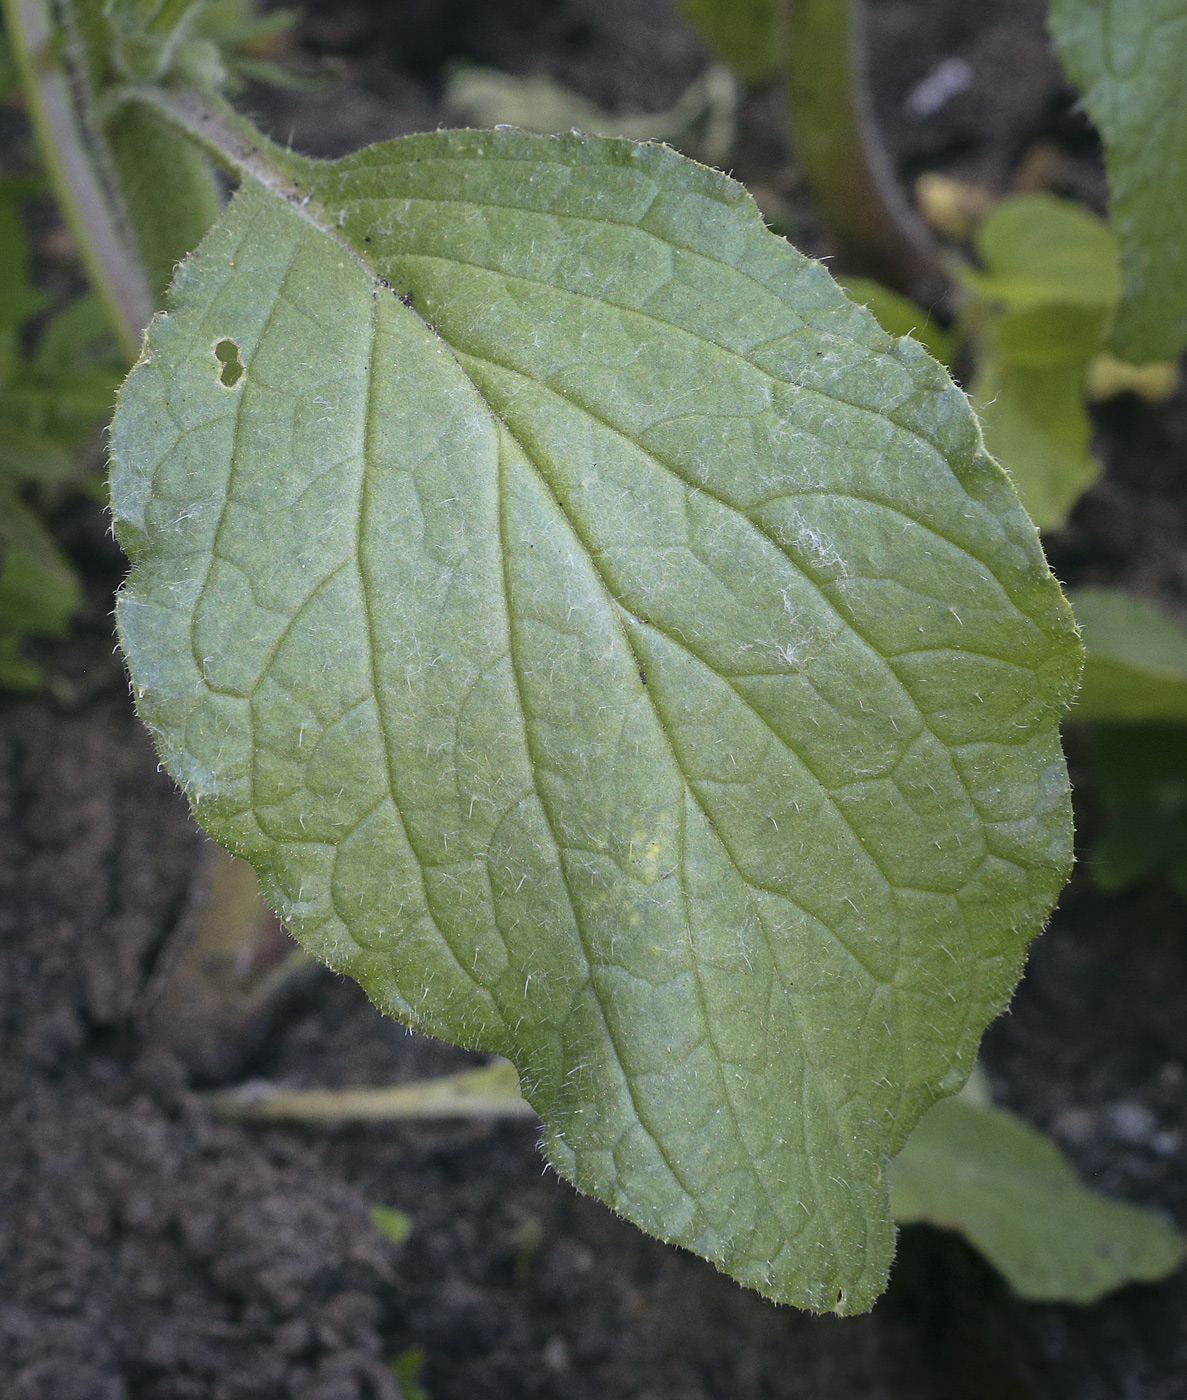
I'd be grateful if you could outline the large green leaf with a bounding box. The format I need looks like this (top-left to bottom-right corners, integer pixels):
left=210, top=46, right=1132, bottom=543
left=1048, top=0, right=1187, bottom=363
left=890, top=1095, right=1185, bottom=1302
left=110, top=129, right=1079, bottom=1313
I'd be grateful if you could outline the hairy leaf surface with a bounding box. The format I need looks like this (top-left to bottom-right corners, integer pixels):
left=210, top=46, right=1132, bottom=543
left=890, top=1095, right=1185, bottom=1302
left=1049, top=0, right=1187, bottom=362
left=838, top=278, right=954, bottom=367
left=111, top=130, right=1079, bottom=1312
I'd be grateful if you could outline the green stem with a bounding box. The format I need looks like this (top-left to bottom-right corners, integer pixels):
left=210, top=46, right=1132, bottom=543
left=118, top=81, right=313, bottom=198
left=2, top=0, right=151, bottom=359
left=786, top=0, right=943, bottom=301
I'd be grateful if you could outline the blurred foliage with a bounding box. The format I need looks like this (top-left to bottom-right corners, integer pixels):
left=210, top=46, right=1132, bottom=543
left=1089, top=725, right=1187, bottom=898
left=369, top=1204, right=413, bottom=1247
left=1049, top=0, right=1187, bottom=363
left=1070, top=587, right=1187, bottom=724
left=444, top=61, right=738, bottom=169
left=1066, top=588, right=1187, bottom=897
left=0, top=174, right=121, bottom=689
left=851, top=193, right=1177, bottom=534
left=391, top=1346, right=431, bottom=1400
left=678, top=0, right=781, bottom=84
left=961, top=194, right=1120, bottom=531
left=890, top=1093, right=1186, bottom=1302
left=839, top=275, right=954, bottom=365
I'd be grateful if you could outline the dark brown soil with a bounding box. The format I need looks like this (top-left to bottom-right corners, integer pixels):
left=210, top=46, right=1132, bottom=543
left=2, top=1, right=1186, bottom=1396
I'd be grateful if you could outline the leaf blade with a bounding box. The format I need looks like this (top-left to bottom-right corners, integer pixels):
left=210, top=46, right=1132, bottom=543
left=678, top=0, right=780, bottom=83
left=111, top=131, right=1079, bottom=1312
left=962, top=195, right=1119, bottom=531
left=1069, top=586, right=1187, bottom=722
left=891, top=1095, right=1186, bottom=1303
left=1049, top=0, right=1187, bottom=362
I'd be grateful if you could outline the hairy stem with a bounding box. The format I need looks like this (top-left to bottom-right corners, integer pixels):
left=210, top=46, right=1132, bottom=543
left=785, top=0, right=943, bottom=302
left=119, top=81, right=312, bottom=197
left=2, top=0, right=152, bottom=358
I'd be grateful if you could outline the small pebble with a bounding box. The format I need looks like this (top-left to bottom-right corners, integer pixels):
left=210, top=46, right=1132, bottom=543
left=542, top=1335, right=570, bottom=1373
left=1151, top=1130, right=1182, bottom=1158
left=905, top=57, right=974, bottom=117
left=1159, top=1061, right=1185, bottom=1089
left=1109, top=1101, right=1157, bottom=1145
left=1052, top=1106, right=1096, bottom=1146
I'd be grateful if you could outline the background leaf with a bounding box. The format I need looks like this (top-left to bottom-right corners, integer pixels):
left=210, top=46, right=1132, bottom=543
left=111, top=129, right=1079, bottom=1313
left=678, top=0, right=780, bottom=84
left=0, top=490, right=82, bottom=690
left=1068, top=587, right=1187, bottom=722
left=890, top=1095, right=1185, bottom=1303
left=0, top=176, right=119, bottom=689
left=970, top=354, right=1098, bottom=533
left=838, top=277, right=954, bottom=366
left=1048, top=0, right=1187, bottom=363
left=443, top=62, right=738, bottom=167
left=963, top=194, right=1119, bottom=531
left=1087, top=725, right=1187, bottom=897
left=104, top=105, right=223, bottom=302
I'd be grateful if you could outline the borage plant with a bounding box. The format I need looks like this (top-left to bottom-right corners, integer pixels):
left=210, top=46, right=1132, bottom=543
left=6, top=0, right=1185, bottom=1315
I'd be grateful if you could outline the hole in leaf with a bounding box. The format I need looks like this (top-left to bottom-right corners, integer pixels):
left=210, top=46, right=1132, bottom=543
left=214, top=338, right=244, bottom=388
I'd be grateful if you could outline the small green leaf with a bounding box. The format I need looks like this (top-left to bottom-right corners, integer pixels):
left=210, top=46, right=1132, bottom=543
left=891, top=1095, right=1186, bottom=1303
left=0, top=490, right=82, bottom=690
left=0, top=175, right=116, bottom=691
left=1069, top=587, right=1187, bottom=722
left=963, top=195, right=1120, bottom=531
left=679, top=0, right=780, bottom=83
left=1068, top=589, right=1187, bottom=894
left=370, top=1204, right=413, bottom=1246
left=443, top=67, right=671, bottom=140
left=1049, top=0, right=1187, bottom=362
left=111, top=129, right=1079, bottom=1313
left=968, top=193, right=1121, bottom=312
left=970, top=354, right=1099, bottom=533
left=838, top=278, right=954, bottom=366
left=392, top=1346, right=431, bottom=1400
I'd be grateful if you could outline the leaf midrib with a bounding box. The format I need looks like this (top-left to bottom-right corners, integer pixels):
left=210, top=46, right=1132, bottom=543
left=491, top=417, right=856, bottom=1287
